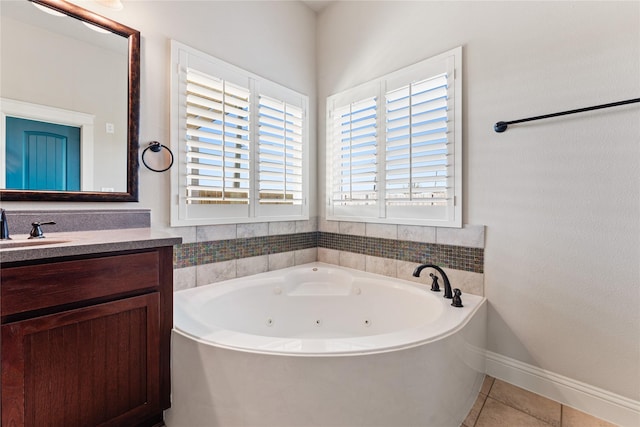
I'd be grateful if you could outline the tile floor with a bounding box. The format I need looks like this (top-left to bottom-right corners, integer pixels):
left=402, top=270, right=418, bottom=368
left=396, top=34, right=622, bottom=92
left=463, top=376, right=619, bottom=427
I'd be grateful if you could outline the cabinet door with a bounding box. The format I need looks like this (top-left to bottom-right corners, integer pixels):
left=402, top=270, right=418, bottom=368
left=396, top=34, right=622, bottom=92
left=1, top=293, right=160, bottom=427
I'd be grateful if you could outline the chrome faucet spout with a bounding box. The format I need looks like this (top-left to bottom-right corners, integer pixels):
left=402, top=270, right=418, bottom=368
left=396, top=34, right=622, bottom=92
left=0, top=209, right=10, bottom=240
left=413, top=264, right=453, bottom=299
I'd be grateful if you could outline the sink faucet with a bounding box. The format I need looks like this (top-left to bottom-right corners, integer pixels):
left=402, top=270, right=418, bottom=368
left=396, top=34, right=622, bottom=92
left=29, top=221, right=56, bottom=239
left=413, top=264, right=453, bottom=299
left=0, top=209, right=10, bottom=240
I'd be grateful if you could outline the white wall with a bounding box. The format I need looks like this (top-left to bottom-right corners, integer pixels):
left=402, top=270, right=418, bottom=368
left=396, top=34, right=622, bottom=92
left=317, top=0, right=640, bottom=403
left=126, top=0, right=318, bottom=235
left=0, top=0, right=318, bottom=240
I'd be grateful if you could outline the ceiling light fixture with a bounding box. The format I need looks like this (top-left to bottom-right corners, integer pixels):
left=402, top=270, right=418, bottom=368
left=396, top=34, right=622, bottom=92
left=32, top=2, right=66, bottom=17
left=94, top=0, right=124, bottom=11
left=82, top=21, right=112, bottom=34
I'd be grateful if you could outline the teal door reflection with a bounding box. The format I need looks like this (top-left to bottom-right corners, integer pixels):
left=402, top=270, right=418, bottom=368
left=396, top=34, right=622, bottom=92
left=6, top=117, right=80, bottom=191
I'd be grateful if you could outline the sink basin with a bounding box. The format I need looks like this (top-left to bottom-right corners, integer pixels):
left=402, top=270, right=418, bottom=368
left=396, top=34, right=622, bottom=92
left=0, top=239, right=70, bottom=249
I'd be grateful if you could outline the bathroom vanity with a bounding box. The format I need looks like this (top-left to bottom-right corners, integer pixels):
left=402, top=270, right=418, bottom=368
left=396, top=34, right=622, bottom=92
left=0, top=229, right=180, bottom=427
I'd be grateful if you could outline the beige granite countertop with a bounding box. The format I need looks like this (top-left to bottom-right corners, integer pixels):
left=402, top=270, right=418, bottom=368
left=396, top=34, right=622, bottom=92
left=0, top=228, right=182, bottom=264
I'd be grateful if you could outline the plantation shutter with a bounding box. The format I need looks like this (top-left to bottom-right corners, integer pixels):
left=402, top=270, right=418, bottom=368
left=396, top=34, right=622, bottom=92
left=185, top=68, right=251, bottom=204
left=258, top=95, right=304, bottom=205
left=171, top=40, right=309, bottom=226
left=385, top=73, right=449, bottom=206
left=326, top=46, right=461, bottom=227
left=331, top=96, right=378, bottom=206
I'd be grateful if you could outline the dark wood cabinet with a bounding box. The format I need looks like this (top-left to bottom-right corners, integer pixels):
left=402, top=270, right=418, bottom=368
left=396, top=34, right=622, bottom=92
left=1, top=246, right=174, bottom=427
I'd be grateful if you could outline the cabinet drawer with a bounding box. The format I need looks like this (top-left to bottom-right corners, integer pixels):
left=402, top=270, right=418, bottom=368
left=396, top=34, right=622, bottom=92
left=1, top=251, right=160, bottom=318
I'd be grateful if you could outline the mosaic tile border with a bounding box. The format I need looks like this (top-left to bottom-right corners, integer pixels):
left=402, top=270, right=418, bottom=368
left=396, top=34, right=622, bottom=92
left=318, top=232, right=484, bottom=273
left=174, top=231, right=484, bottom=273
left=174, top=232, right=318, bottom=268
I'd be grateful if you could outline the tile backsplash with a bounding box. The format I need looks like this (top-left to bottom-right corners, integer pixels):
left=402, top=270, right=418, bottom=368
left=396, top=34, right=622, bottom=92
left=173, top=219, right=485, bottom=296
left=318, top=232, right=483, bottom=273
left=174, top=232, right=317, bottom=268
left=2, top=209, right=150, bottom=233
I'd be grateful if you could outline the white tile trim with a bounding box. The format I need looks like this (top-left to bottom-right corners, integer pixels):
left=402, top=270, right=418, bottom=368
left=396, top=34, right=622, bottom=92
left=485, top=350, right=640, bottom=427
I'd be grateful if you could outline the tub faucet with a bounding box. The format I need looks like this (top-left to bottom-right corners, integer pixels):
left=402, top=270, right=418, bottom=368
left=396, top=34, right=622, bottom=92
left=413, top=264, right=453, bottom=299
left=0, top=209, right=10, bottom=240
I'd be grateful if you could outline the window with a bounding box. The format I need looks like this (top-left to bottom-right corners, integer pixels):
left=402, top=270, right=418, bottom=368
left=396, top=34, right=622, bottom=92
left=258, top=95, right=305, bottom=207
left=171, top=41, right=309, bottom=226
left=326, top=46, right=462, bottom=227
left=183, top=69, right=251, bottom=206
left=331, top=96, right=378, bottom=208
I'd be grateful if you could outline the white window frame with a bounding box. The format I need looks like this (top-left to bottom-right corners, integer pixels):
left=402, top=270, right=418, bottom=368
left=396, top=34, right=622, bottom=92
left=326, top=46, right=462, bottom=228
left=170, top=40, right=309, bottom=226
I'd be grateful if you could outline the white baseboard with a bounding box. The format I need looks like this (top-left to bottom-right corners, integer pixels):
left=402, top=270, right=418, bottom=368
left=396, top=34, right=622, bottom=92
left=485, top=350, right=640, bottom=427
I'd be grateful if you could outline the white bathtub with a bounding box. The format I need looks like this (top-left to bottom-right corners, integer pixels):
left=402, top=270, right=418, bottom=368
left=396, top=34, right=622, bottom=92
left=166, top=262, right=487, bottom=427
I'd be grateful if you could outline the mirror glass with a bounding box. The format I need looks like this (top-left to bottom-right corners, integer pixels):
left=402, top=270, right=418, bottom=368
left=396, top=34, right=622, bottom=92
left=0, top=0, right=139, bottom=201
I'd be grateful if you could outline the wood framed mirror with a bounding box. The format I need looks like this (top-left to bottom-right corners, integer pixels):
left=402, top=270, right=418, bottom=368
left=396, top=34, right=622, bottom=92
left=0, top=0, right=139, bottom=201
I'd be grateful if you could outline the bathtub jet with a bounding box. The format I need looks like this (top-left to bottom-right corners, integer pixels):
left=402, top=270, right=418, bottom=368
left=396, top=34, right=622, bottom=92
left=166, top=262, right=487, bottom=427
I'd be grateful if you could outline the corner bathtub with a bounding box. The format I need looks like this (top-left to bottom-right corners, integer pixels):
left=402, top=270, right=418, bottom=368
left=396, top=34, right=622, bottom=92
left=166, top=262, right=487, bottom=427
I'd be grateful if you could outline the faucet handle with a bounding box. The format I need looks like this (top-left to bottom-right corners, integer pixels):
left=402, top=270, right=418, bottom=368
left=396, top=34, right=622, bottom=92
left=451, top=288, right=464, bottom=308
left=429, top=272, right=441, bottom=292
left=29, top=221, right=56, bottom=239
